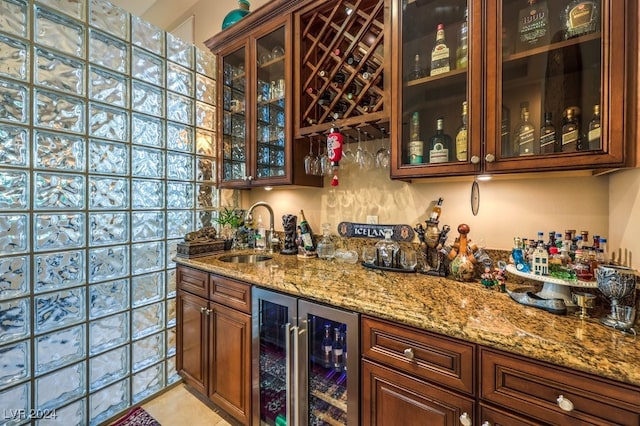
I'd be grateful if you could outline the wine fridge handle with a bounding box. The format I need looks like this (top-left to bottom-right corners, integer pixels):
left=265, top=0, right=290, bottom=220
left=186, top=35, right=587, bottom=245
left=292, top=325, right=301, bottom=426
left=285, top=323, right=292, bottom=425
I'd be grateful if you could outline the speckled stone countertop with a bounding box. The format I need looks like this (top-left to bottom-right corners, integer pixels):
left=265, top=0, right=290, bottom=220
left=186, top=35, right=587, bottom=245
left=174, top=251, right=640, bottom=387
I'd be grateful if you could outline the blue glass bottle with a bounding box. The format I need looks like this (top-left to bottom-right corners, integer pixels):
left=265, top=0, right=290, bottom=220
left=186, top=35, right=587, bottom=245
left=512, top=236, right=531, bottom=272
left=222, top=0, right=251, bottom=30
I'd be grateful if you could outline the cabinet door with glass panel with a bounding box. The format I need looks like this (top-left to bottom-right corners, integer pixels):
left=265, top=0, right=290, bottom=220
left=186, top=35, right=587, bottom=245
left=484, top=0, right=630, bottom=173
left=391, top=0, right=482, bottom=179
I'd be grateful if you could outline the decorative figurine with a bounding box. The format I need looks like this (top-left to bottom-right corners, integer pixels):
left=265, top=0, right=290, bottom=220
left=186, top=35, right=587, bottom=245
left=448, top=224, right=476, bottom=282
left=281, top=214, right=298, bottom=255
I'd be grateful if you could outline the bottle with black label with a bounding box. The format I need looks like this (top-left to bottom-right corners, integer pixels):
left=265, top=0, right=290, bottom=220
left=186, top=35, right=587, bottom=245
left=562, top=0, right=600, bottom=39
left=561, top=107, right=580, bottom=152
left=514, top=104, right=535, bottom=156
left=299, top=209, right=315, bottom=251
left=516, top=0, right=550, bottom=52
left=587, top=104, right=601, bottom=150
left=539, top=112, right=556, bottom=154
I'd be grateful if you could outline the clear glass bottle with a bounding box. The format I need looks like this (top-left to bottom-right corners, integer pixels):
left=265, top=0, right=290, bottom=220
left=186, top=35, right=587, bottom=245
left=514, top=105, right=535, bottom=156
left=408, top=111, right=424, bottom=164
left=410, top=53, right=424, bottom=80
left=332, top=327, right=344, bottom=372
left=455, top=101, right=468, bottom=161
left=375, top=229, right=400, bottom=268
left=456, top=8, right=468, bottom=70
left=562, top=0, right=600, bottom=39
left=539, top=112, right=556, bottom=154
left=587, top=104, right=601, bottom=150
left=561, top=107, right=580, bottom=152
left=430, top=23, right=450, bottom=76
left=429, top=117, right=452, bottom=163
left=316, top=223, right=335, bottom=260
left=321, top=324, right=332, bottom=368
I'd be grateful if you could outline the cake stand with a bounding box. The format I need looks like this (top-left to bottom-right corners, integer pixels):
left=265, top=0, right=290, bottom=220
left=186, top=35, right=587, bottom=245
left=505, top=264, right=598, bottom=306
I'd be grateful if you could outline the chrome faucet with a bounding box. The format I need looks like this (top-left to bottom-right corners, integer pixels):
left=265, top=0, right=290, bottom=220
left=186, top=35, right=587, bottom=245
left=245, top=201, right=277, bottom=252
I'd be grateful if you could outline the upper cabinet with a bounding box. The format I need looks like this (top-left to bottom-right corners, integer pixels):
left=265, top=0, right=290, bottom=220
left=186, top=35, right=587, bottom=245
left=391, top=0, right=637, bottom=179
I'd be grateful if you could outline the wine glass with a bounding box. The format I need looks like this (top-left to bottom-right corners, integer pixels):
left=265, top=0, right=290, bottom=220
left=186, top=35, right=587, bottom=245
left=310, top=138, right=321, bottom=176
left=376, top=128, right=390, bottom=169
left=319, top=142, right=331, bottom=176
left=304, top=137, right=315, bottom=175
left=400, top=249, right=418, bottom=270
left=355, top=128, right=365, bottom=168
left=361, top=131, right=375, bottom=170
left=342, top=134, right=354, bottom=167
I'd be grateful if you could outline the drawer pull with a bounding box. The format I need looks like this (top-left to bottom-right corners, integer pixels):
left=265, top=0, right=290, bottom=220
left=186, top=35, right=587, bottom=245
left=403, top=348, right=414, bottom=360
left=557, top=395, right=574, bottom=412
left=481, top=422, right=491, bottom=426
left=459, top=412, right=472, bottom=426
left=200, top=307, right=207, bottom=314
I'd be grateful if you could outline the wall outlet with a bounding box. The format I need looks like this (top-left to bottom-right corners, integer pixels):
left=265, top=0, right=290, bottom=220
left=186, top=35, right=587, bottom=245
left=366, top=215, right=378, bottom=224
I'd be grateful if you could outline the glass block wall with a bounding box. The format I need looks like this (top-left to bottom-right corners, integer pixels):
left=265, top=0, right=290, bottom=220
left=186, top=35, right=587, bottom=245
left=0, top=0, right=218, bottom=424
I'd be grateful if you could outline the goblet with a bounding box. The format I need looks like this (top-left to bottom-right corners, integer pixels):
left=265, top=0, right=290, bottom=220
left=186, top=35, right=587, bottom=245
left=595, top=265, right=637, bottom=328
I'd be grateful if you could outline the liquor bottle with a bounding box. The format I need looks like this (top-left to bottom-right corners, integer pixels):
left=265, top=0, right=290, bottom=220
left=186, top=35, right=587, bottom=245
left=299, top=209, right=315, bottom=251
left=318, top=70, right=328, bottom=78
left=430, top=24, right=450, bottom=76
left=332, top=327, right=343, bottom=371
left=318, top=91, right=334, bottom=106
left=587, top=104, right=601, bottom=150
left=562, top=0, right=600, bottom=39
left=408, top=111, right=424, bottom=164
left=516, top=0, right=550, bottom=52
left=332, top=72, right=346, bottom=86
left=455, top=101, right=468, bottom=161
left=561, top=107, right=580, bottom=152
left=429, top=117, right=452, bottom=163
left=410, top=53, right=424, bottom=80
left=456, top=7, right=468, bottom=69
left=321, top=324, right=332, bottom=368
left=346, top=54, right=360, bottom=66
left=539, top=112, right=556, bottom=154
left=501, top=105, right=511, bottom=155
left=331, top=101, right=348, bottom=120
left=429, top=197, right=444, bottom=222
left=514, top=105, right=535, bottom=156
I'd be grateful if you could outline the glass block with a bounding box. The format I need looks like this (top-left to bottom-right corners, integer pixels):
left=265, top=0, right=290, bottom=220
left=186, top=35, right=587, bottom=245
left=35, top=6, right=84, bottom=58
left=34, top=47, right=85, bottom=95
left=197, top=184, right=217, bottom=208
left=132, top=363, right=163, bottom=404
left=132, top=81, right=163, bottom=117
left=165, top=327, right=176, bottom=358
left=0, top=340, right=29, bottom=389
left=196, top=102, right=215, bottom=130
left=88, top=245, right=128, bottom=283
left=90, top=103, right=128, bottom=142
left=37, top=398, right=84, bottom=426
left=90, top=0, right=129, bottom=41
left=132, top=302, right=163, bottom=339
left=89, top=312, right=129, bottom=355
left=89, top=378, right=129, bottom=426
left=132, top=272, right=163, bottom=308
left=167, top=92, right=193, bottom=124
left=34, top=172, right=85, bottom=210
left=0, top=0, right=28, bottom=39
left=196, top=48, right=216, bottom=78
left=35, top=324, right=85, bottom=375
left=88, top=212, right=128, bottom=246
left=0, top=256, right=28, bottom=301
left=0, top=79, right=28, bottom=124
left=167, top=182, right=193, bottom=209
left=166, top=298, right=176, bottom=328
left=167, top=152, right=193, bottom=180
left=131, top=15, right=163, bottom=56
left=36, top=0, right=85, bottom=21
left=132, top=211, right=164, bottom=242
left=34, top=130, right=85, bottom=171
left=89, top=176, right=128, bottom=209
left=89, top=29, right=128, bottom=74
left=89, top=279, right=128, bottom=319
left=36, top=361, right=85, bottom=410
left=132, top=332, right=163, bottom=372
left=90, top=345, right=128, bottom=391
left=88, top=139, right=128, bottom=175
left=167, top=211, right=192, bottom=238
left=131, top=241, right=164, bottom=275
left=0, top=124, right=28, bottom=166
left=166, top=32, right=192, bottom=67
left=166, top=239, right=178, bottom=269
left=167, top=122, right=193, bottom=152
left=0, top=35, right=28, bottom=81
left=132, top=146, right=163, bottom=178
left=196, top=157, right=215, bottom=182
left=132, top=114, right=163, bottom=147
left=196, top=74, right=215, bottom=104
left=131, top=179, right=163, bottom=209
left=132, top=47, right=164, bottom=86
left=34, top=89, right=85, bottom=133
left=35, top=250, right=84, bottom=293
left=167, top=356, right=179, bottom=384
left=0, top=214, right=28, bottom=255
left=196, top=129, right=215, bottom=156
left=166, top=269, right=176, bottom=298
left=167, top=62, right=193, bottom=96
left=89, top=66, right=127, bottom=107
left=34, top=213, right=84, bottom=252
left=0, top=170, right=27, bottom=209
left=34, top=287, right=85, bottom=334
left=0, top=382, right=30, bottom=426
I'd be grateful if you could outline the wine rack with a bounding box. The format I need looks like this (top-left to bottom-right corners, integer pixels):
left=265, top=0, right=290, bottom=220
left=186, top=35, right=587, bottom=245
left=296, top=0, right=388, bottom=137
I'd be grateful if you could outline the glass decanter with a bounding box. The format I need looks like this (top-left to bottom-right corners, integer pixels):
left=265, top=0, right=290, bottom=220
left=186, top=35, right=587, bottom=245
left=375, top=229, right=400, bottom=268
left=316, top=223, right=335, bottom=260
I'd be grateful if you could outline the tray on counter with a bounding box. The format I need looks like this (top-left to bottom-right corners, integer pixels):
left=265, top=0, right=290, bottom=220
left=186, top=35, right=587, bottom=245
left=362, top=262, right=416, bottom=273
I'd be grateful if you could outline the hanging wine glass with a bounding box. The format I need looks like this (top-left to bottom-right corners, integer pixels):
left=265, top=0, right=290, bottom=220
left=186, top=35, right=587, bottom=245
left=355, top=128, right=365, bottom=168
left=376, top=128, right=390, bottom=169
left=310, top=137, right=321, bottom=176
left=320, top=139, right=331, bottom=176
left=362, top=131, right=375, bottom=170
left=304, top=136, right=315, bottom=175
left=342, top=133, right=354, bottom=167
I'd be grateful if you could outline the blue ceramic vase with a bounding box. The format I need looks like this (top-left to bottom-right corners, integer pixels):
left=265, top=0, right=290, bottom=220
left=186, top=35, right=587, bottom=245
left=222, top=0, right=251, bottom=30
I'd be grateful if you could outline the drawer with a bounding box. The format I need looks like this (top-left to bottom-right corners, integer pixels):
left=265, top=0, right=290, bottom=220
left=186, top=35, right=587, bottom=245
left=479, top=402, right=541, bottom=426
left=480, top=348, right=640, bottom=426
left=177, top=265, right=209, bottom=298
left=210, top=274, right=251, bottom=314
left=361, top=316, right=475, bottom=395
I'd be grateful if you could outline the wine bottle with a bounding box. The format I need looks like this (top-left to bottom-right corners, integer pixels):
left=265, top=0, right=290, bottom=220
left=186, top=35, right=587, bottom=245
left=587, top=104, right=601, bottom=150
left=299, top=210, right=315, bottom=251
left=539, top=112, right=556, bottom=154
left=410, top=53, right=424, bottom=80
left=346, top=54, right=360, bottom=66
left=456, top=7, right=468, bottom=69
left=321, top=324, right=332, bottom=368
left=408, top=111, right=424, bottom=164
left=561, top=107, right=580, bottom=152
left=332, top=72, right=346, bottom=86
left=455, top=101, right=468, bottom=161
left=429, top=117, right=452, bottom=163
left=430, top=24, right=450, bottom=76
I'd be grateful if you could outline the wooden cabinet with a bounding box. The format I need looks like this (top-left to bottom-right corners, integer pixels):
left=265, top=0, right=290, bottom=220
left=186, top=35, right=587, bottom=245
left=391, top=0, right=638, bottom=180
left=176, top=265, right=252, bottom=425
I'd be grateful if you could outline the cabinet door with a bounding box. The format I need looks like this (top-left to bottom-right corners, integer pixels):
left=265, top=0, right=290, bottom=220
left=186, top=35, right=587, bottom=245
left=362, top=360, right=475, bottom=426
left=176, top=290, right=208, bottom=395
left=208, top=302, right=252, bottom=425
left=391, top=0, right=481, bottom=179
left=485, top=0, right=630, bottom=173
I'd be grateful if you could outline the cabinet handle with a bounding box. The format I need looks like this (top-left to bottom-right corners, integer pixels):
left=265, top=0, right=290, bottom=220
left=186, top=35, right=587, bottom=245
left=284, top=323, right=293, bottom=424
left=470, top=155, right=480, bottom=164
left=459, top=412, right=472, bottom=426
left=481, top=422, right=492, bottom=426
left=557, top=395, right=574, bottom=412
left=200, top=307, right=207, bottom=314
left=485, top=153, right=495, bottom=163
left=403, top=348, right=414, bottom=360
left=206, top=308, right=212, bottom=315
left=247, top=175, right=253, bottom=181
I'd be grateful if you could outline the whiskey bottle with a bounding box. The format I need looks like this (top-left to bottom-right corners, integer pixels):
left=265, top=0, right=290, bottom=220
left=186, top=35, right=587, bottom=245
left=429, top=117, right=452, bottom=163
left=299, top=209, right=315, bottom=251
left=561, top=107, right=580, bottom=152
left=429, top=197, right=444, bottom=222
left=514, top=105, right=535, bottom=156
left=562, top=0, right=600, bottom=39
left=587, top=104, right=601, bottom=150
left=410, top=53, right=425, bottom=80
left=501, top=105, right=511, bottom=155
left=456, top=7, right=468, bottom=70
left=430, top=24, right=450, bottom=76
left=455, top=101, right=468, bottom=161
left=332, top=328, right=343, bottom=371
left=539, top=112, right=557, bottom=154
left=516, top=0, right=550, bottom=52
left=408, top=111, right=424, bottom=164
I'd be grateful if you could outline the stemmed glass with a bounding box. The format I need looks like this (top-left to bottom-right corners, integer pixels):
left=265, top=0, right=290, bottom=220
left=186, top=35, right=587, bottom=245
left=355, top=128, right=365, bottom=168
left=342, top=134, right=354, bottom=167
left=376, top=128, right=390, bottom=169
left=361, top=131, right=375, bottom=169
left=310, top=138, right=321, bottom=176
left=304, top=136, right=315, bottom=175
left=319, top=140, right=330, bottom=176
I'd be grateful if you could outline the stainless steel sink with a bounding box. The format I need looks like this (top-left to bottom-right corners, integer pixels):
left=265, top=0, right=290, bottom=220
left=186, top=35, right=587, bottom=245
left=218, top=254, right=273, bottom=263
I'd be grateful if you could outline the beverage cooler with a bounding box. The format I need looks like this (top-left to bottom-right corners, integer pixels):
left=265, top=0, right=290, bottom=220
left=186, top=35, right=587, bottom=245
left=252, top=288, right=359, bottom=425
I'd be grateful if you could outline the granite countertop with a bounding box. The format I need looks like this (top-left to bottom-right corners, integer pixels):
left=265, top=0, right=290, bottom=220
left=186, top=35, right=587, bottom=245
left=174, top=251, right=640, bottom=387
